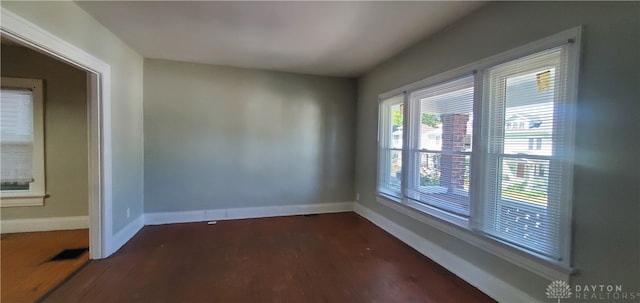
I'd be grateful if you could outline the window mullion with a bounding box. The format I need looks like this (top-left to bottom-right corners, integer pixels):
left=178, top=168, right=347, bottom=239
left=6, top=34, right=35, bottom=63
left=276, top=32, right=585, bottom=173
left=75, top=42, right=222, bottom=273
left=400, top=91, right=410, bottom=199
left=470, top=71, right=486, bottom=230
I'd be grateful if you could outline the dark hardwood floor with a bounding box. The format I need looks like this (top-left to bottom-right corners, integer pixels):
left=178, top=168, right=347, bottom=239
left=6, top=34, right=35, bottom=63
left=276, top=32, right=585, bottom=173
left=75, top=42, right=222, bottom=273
left=42, top=212, right=495, bottom=303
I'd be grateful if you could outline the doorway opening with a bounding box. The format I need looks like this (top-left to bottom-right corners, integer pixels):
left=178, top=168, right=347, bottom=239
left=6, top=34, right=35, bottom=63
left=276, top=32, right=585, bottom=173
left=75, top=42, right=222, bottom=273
left=0, top=6, right=118, bottom=260
left=0, top=30, right=103, bottom=302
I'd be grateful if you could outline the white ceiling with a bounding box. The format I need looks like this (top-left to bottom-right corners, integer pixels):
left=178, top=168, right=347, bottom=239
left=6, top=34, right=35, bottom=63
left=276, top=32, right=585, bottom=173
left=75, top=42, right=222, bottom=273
left=76, top=1, right=484, bottom=77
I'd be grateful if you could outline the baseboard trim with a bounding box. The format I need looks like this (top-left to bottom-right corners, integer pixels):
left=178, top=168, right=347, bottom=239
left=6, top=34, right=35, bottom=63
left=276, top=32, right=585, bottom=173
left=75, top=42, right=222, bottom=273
left=0, top=216, right=89, bottom=234
left=353, top=202, right=541, bottom=303
left=108, top=214, right=144, bottom=256
left=144, top=210, right=207, bottom=226
left=144, top=202, right=354, bottom=226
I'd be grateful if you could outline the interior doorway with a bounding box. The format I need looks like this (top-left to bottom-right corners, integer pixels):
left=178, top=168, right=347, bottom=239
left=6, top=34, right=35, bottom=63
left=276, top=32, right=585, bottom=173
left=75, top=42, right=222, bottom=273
left=1, top=7, right=116, bottom=260
left=0, top=32, right=96, bottom=302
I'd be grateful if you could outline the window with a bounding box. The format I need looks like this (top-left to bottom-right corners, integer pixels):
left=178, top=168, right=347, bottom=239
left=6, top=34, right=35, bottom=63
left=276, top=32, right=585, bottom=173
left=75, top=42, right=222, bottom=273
left=480, top=45, right=574, bottom=259
left=406, top=76, right=474, bottom=217
left=376, top=28, right=579, bottom=275
left=528, top=138, right=543, bottom=150
left=1, top=77, right=45, bottom=207
left=378, top=94, right=404, bottom=198
left=535, top=164, right=546, bottom=177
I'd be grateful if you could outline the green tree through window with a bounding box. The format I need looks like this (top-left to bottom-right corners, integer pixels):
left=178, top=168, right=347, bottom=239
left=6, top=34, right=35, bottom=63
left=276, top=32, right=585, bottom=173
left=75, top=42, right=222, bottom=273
left=422, top=113, right=441, bottom=128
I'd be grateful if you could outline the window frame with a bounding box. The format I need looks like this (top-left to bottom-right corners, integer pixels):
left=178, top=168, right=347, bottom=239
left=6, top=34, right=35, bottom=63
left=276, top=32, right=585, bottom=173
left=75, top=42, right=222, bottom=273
left=377, top=94, right=406, bottom=199
left=478, top=47, right=572, bottom=259
left=375, top=27, right=581, bottom=281
left=405, top=75, right=476, bottom=219
left=0, top=77, right=46, bottom=207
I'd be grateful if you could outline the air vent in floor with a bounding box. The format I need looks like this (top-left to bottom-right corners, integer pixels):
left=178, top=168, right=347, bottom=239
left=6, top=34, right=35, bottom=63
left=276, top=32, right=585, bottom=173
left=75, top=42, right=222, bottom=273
left=48, top=248, right=88, bottom=261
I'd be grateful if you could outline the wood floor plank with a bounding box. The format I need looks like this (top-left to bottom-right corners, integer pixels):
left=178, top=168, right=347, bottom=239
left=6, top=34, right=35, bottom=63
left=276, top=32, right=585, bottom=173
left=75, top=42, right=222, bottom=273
left=1, top=229, right=89, bottom=303
left=43, top=213, right=495, bottom=303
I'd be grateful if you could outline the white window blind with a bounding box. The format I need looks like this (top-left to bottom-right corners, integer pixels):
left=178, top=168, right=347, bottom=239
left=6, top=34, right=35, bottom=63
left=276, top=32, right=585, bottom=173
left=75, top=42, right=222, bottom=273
left=378, top=94, right=404, bottom=198
left=407, top=76, right=474, bottom=217
left=478, top=46, right=572, bottom=259
left=1, top=89, right=35, bottom=183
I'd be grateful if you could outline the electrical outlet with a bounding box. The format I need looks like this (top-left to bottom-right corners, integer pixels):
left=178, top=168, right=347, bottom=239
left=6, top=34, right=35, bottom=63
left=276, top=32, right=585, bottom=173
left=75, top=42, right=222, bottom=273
left=356, top=193, right=360, bottom=201
left=126, top=208, right=130, bottom=219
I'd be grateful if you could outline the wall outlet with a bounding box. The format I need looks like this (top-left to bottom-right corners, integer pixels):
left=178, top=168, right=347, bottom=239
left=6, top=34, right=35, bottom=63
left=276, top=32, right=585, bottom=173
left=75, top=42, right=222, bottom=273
left=126, top=208, right=130, bottom=219
left=356, top=193, right=360, bottom=201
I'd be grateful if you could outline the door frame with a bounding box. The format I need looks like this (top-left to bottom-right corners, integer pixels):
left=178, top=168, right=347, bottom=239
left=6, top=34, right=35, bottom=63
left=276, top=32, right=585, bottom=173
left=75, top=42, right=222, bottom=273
left=1, top=7, right=113, bottom=259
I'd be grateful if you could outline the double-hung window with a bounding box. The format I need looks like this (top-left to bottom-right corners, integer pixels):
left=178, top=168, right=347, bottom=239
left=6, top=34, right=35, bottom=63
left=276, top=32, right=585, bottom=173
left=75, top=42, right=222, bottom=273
left=378, top=94, right=404, bottom=199
left=406, top=76, right=475, bottom=218
left=478, top=46, right=574, bottom=260
left=0, top=77, right=46, bottom=207
left=376, top=28, right=580, bottom=277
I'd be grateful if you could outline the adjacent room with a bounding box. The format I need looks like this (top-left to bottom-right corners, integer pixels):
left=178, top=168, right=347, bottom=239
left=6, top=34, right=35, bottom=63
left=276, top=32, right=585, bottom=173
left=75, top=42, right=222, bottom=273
left=1, top=37, right=90, bottom=303
left=0, top=1, right=638, bottom=302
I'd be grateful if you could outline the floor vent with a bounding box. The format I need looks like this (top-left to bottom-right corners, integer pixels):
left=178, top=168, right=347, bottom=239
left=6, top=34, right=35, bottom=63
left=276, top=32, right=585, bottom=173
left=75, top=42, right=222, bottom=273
left=49, top=248, right=88, bottom=261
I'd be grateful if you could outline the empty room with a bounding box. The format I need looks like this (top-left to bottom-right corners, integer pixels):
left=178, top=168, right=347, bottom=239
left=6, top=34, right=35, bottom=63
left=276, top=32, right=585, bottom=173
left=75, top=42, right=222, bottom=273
left=0, top=1, right=638, bottom=302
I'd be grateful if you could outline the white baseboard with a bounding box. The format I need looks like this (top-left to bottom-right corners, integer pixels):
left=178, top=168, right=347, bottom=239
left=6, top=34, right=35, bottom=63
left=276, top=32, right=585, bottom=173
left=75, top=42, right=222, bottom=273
left=107, top=214, right=144, bottom=256
left=144, top=202, right=354, bottom=226
left=144, top=210, right=208, bottom=225
left=0, top=216, right=89, bottom=234
left=354, top=202, right=541, bottom=303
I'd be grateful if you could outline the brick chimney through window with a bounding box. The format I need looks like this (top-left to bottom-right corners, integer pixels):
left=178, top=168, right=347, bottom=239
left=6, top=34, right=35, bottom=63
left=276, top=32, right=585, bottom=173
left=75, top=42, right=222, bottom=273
left=440, top=114, right=469, bottom=191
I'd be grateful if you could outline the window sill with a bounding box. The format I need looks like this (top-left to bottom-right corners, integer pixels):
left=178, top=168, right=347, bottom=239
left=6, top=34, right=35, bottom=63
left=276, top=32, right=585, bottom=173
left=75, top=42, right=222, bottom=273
left=375, top=194, right=574, bottom=281
left=0, top=193, right=46, bottom=207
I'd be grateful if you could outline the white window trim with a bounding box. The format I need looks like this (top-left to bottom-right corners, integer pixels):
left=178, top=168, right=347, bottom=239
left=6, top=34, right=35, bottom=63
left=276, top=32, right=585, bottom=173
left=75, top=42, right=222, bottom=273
left=376, top=26, right=581, bottom=281
left=377, top=95, right=404, bottom=198
left=405, top=75, right=475, bottom=218
left=1, top=77, right=46, bottom=207
left=478, top=47, right=570, bottom=260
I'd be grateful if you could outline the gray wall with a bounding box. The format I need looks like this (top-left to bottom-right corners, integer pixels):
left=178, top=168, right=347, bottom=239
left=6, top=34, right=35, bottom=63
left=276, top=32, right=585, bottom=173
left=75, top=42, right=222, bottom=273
left=1, top=44, right=88, bottom=220
left=1, top=1, right=145, bottom=234
left=144, top=59, right=356, bottom=213
left=356, top=1, right=639, bottom=301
